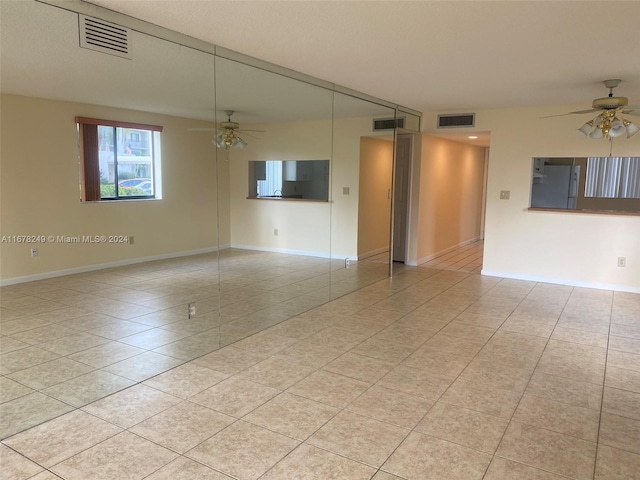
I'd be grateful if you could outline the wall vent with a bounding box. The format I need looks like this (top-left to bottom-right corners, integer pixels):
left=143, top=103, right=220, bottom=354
left=79, top=15, right=131, bottom=59
left=373, top=117, right=405, bottom=131
left=437, top=113, right=475, bottom=128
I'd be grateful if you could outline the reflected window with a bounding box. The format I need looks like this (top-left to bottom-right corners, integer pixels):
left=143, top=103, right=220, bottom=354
left=77, top=117, right=163, bottom=202
left=249, top=160, right=329, bottom=201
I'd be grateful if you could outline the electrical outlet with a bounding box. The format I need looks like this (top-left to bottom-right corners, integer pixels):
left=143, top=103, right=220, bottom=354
left=128, top=236, right=134, bottom=245
left=30, top=248, right=38, bottom=257
left=343, top=187, right=350, bottom=195
left=617, top=257, right=626, bottom=268
left=500, top=190, right=510, bottom=200
left=188, top=303, right=196, bottom=318
left=345, top=257, right=350, bottom=269
left=274, top=228, right=279, bottom=236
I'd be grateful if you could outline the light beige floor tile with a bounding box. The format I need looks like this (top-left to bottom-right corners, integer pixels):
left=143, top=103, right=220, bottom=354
left=286, top=370, right=369, bottom=409
left=599, top=412, right=640, bottom=454
left=186, top=420, right=299, bottom=480
left=130, top=401, right=234, bottom=453
left=308, top=410, right=409, bottom=468
left=0, top=377, right=33, bottom=403
left=67, top=342, right=145, bottom=369
left=484, top=456, right=569, bottom=479
left=101, top=351, right=183, bottom=381
left=38, top=332, right=110, bottom=356
left=416, top=401, right=509, bottom=453
left=260, top=443, right=376, bottom=480
left=378, top=364, right=454, bottom=400
left=0, top=346, right=60, bottom=375
left=4, top=410, right=121, bottom=467
left=605, top=366, right=640, bottom=393
left=350, top=337, right=416, bottom=364
left=50, top=431, right=177, bottom=480
left=499, top=317, right=555, bottom=338
left=231, top=331, right=305, bottom=355
left=0, top=443, right=43, bottom=480
left=550, top=326, right=608, bottom=348
left=346, top=384, right=434, bottom=429
left=190, top=376, right=279, bottom=417
left=244, top=392, right=338, bottom=440
left=7, top=357, right=94, bottom=390
left=322, top=352, right=394, bottom=383
left=152, top=335, right=221, bottom=361
left=525, top=371, right=603, bottom=410
left=9, top=325, right=82, bottom=345
left=595, top=444, right=640, bottom=480
left=371, top=472, right=406, bottom=480
left=0, top=336, right=30, bottom=354
left=511, top=393, right=600, bottom=441
left=610, top=323, right=640, bottom=340
left=81, top=384, right=181, bottom=428
left=142, top=362, right=229, bottom=398
left=401, top=347, right=472, bottom=377
left=118, top=328, right=191, bottom=349
left=368, top=324, right=436, bottom=348
left=0, top=392, right=74, bottom=439
left=609, top=335, right=640, bottom=354
left=603, top=386, right=640, bottom=420
left=496, top=422, right=597, bottom=480
left=238, top=356, right=316, bottom=390
left=457, top=359, right=533, bottom=393
left=439, top=378, right=522, bottom=418
left=381, top=431, right=491, bottom=480
left=42, top=370, right=135, bottom=407
left=193, top=346, right=267, bottom=374
left=145, top=457, right=234, bottom=479
left=29, top=471, right=64, bottom=479
left=607, top=350, right=640, bottom=373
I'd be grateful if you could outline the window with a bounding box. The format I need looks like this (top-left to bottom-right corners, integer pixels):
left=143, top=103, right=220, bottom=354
left=248, top=160, right=330, bottom=201
left=76, top=117, right=162, bottom=201
left=585, top=156, right=640, bottom=199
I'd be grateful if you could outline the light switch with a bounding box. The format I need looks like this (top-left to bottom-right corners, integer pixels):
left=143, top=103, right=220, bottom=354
left=500, top=190, right=510, bottom=200
left=343, top=187, right=350, bottom=195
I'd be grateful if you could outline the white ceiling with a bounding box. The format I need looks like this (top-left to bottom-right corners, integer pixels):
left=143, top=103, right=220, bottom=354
left=85, top=0, right=640, bottom=115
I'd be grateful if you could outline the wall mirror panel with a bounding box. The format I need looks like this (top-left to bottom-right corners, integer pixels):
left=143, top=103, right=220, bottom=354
left=214, top=55, right=334, bottom=344
left=0, top=0, right=416, bottom=437
left=531, top=157, right=640, bottom=212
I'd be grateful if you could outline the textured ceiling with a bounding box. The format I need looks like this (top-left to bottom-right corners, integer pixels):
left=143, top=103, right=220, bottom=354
left=84, top=0, right=640, bottom=115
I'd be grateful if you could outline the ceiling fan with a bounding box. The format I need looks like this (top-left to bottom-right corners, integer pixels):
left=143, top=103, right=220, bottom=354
left=545, top=79, right=639, bottom=139
left=190, top=110, right=264, bottom=149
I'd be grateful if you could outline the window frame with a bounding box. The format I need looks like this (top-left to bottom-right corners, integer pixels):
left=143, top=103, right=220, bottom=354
left=76, top=117, right=163, bottom=202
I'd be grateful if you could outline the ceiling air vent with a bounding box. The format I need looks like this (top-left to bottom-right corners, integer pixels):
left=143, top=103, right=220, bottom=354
left=79, top=15, right=131, bottom=59
left=437, top=113, right=475, bottom=128
left=373, top=117, right=405, bottom=131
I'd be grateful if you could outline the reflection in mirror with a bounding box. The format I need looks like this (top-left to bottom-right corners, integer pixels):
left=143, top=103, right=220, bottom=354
left=248, top=160, right=330, bottom=200
left=1, top=0, right=221, bottom=437
left=215, top=56, right=334, bottom=345
left=531, top=157, right=640, bottom=212
left=329, top=92, right=398, bottom=300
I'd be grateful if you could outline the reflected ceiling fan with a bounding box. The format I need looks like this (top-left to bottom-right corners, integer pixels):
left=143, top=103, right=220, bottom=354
left=190, top=110, right=264, bottom=149
left=545, top=79, right=640, bottom=139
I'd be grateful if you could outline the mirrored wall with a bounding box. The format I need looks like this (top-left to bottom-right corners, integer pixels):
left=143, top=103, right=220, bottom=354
left=0, top=0, right=420, bottom=436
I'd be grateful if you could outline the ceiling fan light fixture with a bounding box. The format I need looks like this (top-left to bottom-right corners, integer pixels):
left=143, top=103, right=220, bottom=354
left=624, top=119, right=640, bottom=138
left=588, top=125, right=604, bottom=139
left=609, top=119, right=627, bottom=138
left=577, top=120, right=594, bottom=137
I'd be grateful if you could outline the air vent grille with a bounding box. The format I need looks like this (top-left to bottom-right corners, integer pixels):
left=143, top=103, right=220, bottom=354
left=373, top=117, right=405, bottom=131
left=79, top=15, right=131, bottom=59
left=437, top=113, right=475, bottom=128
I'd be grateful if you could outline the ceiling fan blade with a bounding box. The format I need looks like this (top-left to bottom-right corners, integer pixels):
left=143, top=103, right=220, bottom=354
left=540, top=108, right=600, bottom=119
left=237, top=131, right=262, bottom=140
left=623, top=110, right=640, bottom=117
left=188, top=127, right=216, bottom=131
left=237, top=128, right=266, bottom=133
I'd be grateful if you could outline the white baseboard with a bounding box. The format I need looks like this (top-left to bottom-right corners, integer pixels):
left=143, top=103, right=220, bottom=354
left=481, top=269, right=640, bottom=294
left=415, top=237, right=481, bottom=266
left=0, top=245, right=230, bottom=286
left=358, top=246, right=389, bottom=261
left=230, top=244, right=357, bottom=261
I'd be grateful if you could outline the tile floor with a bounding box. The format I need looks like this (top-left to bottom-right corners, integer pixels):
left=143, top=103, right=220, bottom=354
left=2, top=242, right=640, bottom=479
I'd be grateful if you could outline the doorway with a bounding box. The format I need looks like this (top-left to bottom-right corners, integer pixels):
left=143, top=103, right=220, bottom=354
left=392, top=134, right=412, bottom=263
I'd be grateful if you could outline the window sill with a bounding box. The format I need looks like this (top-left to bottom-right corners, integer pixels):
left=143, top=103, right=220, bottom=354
left=528, top=207, right=640, bottom=216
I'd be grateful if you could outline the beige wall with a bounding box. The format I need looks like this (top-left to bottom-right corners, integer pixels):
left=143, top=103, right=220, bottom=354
left=228, top=116, right=388, bottom=259
left=413, top=135, right=486, bottom=264
left=357, top=137, right=393, bottom=258
left=423, top=105, right=640, bottom=292
left=0, top=94, right=228, bottom=283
